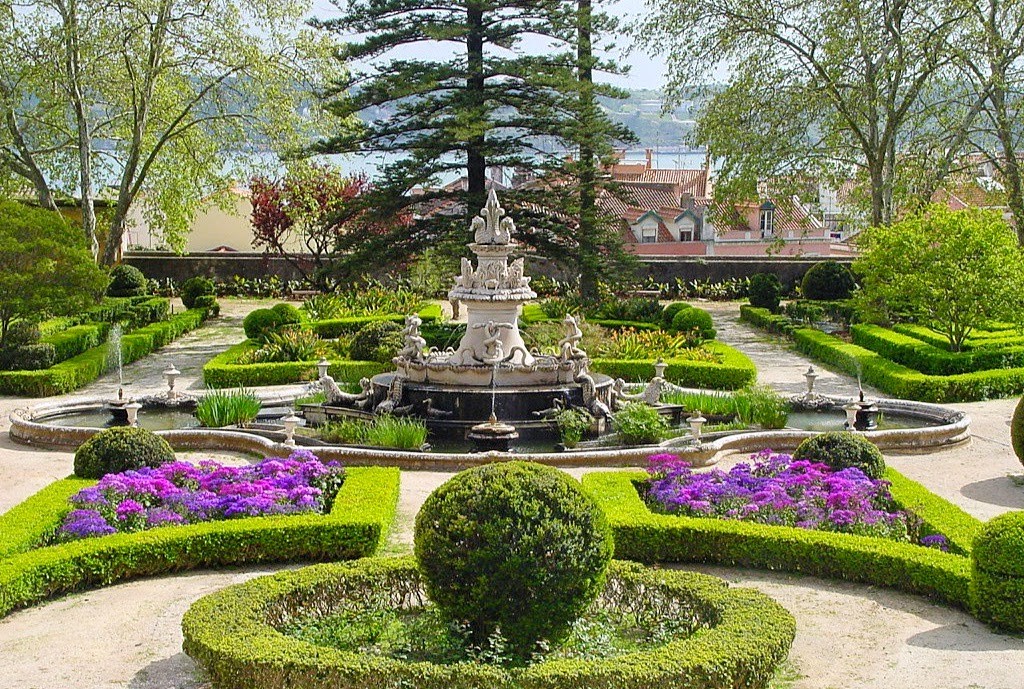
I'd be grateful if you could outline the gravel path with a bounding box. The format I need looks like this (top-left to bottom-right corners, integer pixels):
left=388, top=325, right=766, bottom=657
left=1, top=299, right=1023, bottom=688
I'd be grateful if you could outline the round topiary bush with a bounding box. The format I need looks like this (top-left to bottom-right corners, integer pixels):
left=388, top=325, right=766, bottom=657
left=1011, top=397, right=1024, bottom=468
left=801, top=261, right=856, bottom=301
left=661, top=301, right=692, bottom=329
left=106, top=264, right=149, bottom=298
left=180, top=276, right=215, bottom=309
left=242, top=308, right=281, bottom=340
left=349, top=320, right=404, bottom=363
left=793, top=431, right=886, bottom=479
left=193, top=294, right=220, bottom=317
left=271, top=302, right=303, bottom=327
left=671, top=306, right=716, bottom=341
left=414, top=462, right=614, bottom=659
left=971, top=511, right=1024, bottom=632
left=748, top=273, right=783, bottom=312
left=73, top=426, right=176, bottom=479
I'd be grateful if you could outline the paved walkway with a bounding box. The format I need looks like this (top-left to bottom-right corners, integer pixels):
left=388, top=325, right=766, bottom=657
left=1, top=299, right=1023, bottom=688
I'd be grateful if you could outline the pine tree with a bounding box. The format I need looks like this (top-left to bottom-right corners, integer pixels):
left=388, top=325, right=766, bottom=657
left=314, top=0, right=635, bottom=286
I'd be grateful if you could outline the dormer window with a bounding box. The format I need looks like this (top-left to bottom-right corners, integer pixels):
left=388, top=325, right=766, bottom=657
left=640, top=223, right=658, bottom=243
left=759, top=201, right=776, bottom=238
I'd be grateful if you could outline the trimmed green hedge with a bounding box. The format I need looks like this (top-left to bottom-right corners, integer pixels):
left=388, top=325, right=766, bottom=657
left=582, top=471, right=974, bottom=609
left=739, top=304, right=796, bottom=335
left=203, top=341, right=389, bottom=388
left=307, top=303, right=443, bottom=338
left=893, top=323, right=1024, bottom=351
left=182, top=557, right=795, bottom=689
left=851, top=324, right=1024, bottom=375
left=42, top=323, right=110, bottom=362
left=592, top=342, right=756, bottom=390
left=0, top=308, right=209, bottom=396
left=0, top=478, right=94, bottom=559
left=0, top=466, right=399, bottom=618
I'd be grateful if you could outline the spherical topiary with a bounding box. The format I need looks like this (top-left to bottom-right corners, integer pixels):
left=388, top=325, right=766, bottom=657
left=749, top=272, right=783, bottom=312
left=271, top=302, right=302, bottom=327
left=670, top=306, right=716, bottom=341
left=801, top=261, right=856, bottom=301
left=971, top=511, right=1024, bottom=631
left=793, top=431, right=886, bottom=479
left=242, top=308, right=280, bottom=340
left=180, top=276, right=215, bottom=309
left=106, top=264, right=149, bottom=298
left=349, top=320, right=404, bottom=363
left=73, top=426, right=176, bottom=479
left=414, top=461, right=613, bottom=659
left=1011, top=397, right=1024, bottom=468
left=661, top=301, right=692, bottom=329
left=193, top=294, right=220, bottom=317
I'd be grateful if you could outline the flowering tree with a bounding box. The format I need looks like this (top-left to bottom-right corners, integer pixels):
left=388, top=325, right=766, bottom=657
left=250, top=165, right=405, bottom=290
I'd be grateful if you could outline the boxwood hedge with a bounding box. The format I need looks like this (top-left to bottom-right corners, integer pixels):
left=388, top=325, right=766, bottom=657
left=0, top=307, right=209, bottom=396
left=851, top=324, right=1024, bottom=375
left=307, top=303, right=443, bottom=338
left=203, top=342, right=389, bottom=388
left=582, top=469, right=976, bottom=609
left=182, top=557, right=795, bottom=689
left=592, top=342, right=756, bottom=390
left=0, top=466, right=399, bottom=617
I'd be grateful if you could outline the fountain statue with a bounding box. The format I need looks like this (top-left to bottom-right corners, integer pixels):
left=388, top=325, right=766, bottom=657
left=326, top=190, right=615, bottom=441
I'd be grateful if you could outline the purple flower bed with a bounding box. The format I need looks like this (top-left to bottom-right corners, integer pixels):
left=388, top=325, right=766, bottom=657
left=645, top=449, right=948, bottom=550
left=58, top=450, right=345, bottom=541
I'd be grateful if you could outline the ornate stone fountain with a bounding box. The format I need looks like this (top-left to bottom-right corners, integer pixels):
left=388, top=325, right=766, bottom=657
left=323, top=190, right=614, bottom=441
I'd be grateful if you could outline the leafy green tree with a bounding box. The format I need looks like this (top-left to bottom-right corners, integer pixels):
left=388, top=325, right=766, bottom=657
left=854, top=205, right=1024, bottom=350
left=0, top=0, right=343, bottom=264
left=313, top=0, right=634, bottom=290
left=637, top=0, right=979, bottom=227
left=0, top=201, right=108, bottom=347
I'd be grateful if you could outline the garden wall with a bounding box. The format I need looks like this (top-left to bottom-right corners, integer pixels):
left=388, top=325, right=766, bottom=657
left=126, top=251, right=847, bottom=288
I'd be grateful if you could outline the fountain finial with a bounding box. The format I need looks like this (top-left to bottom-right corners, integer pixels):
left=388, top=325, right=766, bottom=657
left=473, top=188, right=514, bottom=244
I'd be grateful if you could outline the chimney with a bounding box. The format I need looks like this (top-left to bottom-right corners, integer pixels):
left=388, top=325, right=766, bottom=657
left=645, top=148, right=653, bottom=170
left=681, top=192, right=694, bottom=209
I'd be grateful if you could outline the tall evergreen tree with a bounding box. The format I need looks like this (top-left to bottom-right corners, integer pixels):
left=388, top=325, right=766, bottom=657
left=314, top=0, right=634, bottom=288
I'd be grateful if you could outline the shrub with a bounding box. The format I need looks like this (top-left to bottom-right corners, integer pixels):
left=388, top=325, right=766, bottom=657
left=1012, top=397, right=1024, bottom=469
left=242, top=308, right=281, bottom=341
left=749, top=273, right=783, bottom=312
left=5, top=321, right=41, bottom=347
left=195, top=389, right=262, bottom=427
left=107, top=264, right=148, bottom=298
left=413, top=462, right=613, bottom=659
left=73, top=426, right=176, bottom=479
left=793, top=431, right=886, bottom=479
left=971, top=511, right=1024, bottom=631
left=661, top=301, right=692, bottom=328
left=271, top=302, right=303, bottom=326
left=240, top=328, right=325, bottom=364
left=670, top=306, right=716, bottom=342
left=554, top=407, right=592, bottom=448
left=349, top=320, right=404, bottom=363
left=801, top=261, right=856, bottom=301
left=613, top=402, right=670, bottom=445
left=180, top=276, right=215, bottom=309
left=192, top=294, right=220, bottom=317
left=0, top=343, right=56, bottom=371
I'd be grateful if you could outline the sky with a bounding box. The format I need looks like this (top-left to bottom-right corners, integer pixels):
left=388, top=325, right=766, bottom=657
left=308, top=0, right=670, bottom=91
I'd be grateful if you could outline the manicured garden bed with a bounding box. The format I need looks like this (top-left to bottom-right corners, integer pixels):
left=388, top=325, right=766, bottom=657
left=740, top=305, right=1024, bottom=402
left=182, top=556, right=795, bottom=689
left=0, top=462, right=399, bottom=617
left=0, top=304, right=211, bottom=396
left=583, top=463, right=980, bottom=608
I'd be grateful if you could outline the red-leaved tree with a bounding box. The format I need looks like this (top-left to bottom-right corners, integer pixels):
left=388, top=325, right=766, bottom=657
left=250, top=164, right=402, bottom=289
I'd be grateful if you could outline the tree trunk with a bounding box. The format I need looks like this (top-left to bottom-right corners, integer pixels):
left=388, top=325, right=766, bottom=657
left=576, top=0, right=599, bottom=302
left=990, top=87, right=1024, bottom=245
left=465, top=1, right=486, bottom=221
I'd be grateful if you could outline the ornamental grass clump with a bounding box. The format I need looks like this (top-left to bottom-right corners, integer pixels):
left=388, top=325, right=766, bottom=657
left=645, top=449, right=947, bottom=548
left=195, top=388, right=262, bottom=428
left=414, top=462, right=613, bottom=661
left=58, top=450, right=345, bottom=541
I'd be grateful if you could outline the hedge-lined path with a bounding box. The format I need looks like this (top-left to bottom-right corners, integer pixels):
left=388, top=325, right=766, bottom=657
left=1, top=298, right=1023, bottom=688
left=701, top=301, right=883, bottom=399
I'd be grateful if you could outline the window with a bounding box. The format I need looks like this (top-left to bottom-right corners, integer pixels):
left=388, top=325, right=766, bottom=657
left=759, top=201, right=776, bottom=238
left=640, top=224, right=658, bottom=243
left=678, top=218, right=695, bottom=241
